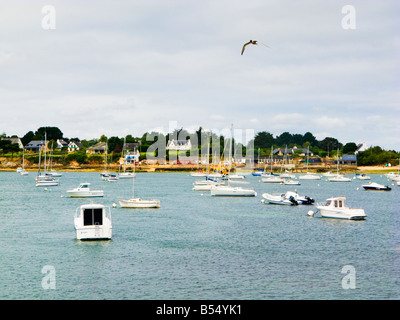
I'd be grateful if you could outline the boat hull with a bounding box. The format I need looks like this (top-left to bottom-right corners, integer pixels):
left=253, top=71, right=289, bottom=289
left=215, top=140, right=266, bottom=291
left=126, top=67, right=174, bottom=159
left=67, top=191, right=104, bottom=197
left=210, top=186, right=256, bottom=197
left=317, top=207, right=366, bottom=220
left=118, top=199, right=160, bottom=208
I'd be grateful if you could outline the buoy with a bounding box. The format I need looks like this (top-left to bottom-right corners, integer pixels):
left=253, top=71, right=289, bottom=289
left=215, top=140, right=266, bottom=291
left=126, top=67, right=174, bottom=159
left=307, top=210, right=315, bottom=217
left=112, top=203, right=117, bottom=208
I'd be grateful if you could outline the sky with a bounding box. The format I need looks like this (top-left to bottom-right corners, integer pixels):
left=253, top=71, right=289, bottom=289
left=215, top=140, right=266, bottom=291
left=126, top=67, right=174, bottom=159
left=0, top=0, right=399, bottom=150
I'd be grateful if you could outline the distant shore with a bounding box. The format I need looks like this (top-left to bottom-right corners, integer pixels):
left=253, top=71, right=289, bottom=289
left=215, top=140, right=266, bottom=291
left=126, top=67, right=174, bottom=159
left=0, top=164, right=398, bottom=174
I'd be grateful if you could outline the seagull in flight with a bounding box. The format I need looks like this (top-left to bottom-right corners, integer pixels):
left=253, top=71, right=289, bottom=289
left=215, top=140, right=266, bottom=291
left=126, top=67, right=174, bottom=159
left=241, top=40, right=270, bottom=55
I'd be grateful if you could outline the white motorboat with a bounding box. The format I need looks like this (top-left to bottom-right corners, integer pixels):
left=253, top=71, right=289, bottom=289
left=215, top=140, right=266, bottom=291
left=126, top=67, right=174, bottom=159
left=397, top=181, right=400, bottom=187
left=16, top=167, right=23, bottom=173
left=261, top=192, right=299, bottom=205
left=67, top=183, right=104, bottom=197
left=74, top=203, right=112, bottom=240
left=261, top=191, right=314, bottom=205
left=362, top=182, right=391, bottom=191
left=312, top=196, right=366, bottom=220
left=327, top=174, right=352, bottom=182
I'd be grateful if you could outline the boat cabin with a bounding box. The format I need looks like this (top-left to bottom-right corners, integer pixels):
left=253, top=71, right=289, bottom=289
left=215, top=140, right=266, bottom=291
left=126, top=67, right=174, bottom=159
left=324, top=197, right=346, bottom=208
left=74, top=204, right=112, bottom=240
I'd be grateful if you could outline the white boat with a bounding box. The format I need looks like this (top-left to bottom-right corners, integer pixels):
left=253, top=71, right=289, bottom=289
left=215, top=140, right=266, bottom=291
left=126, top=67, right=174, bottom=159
left=211, top=185, right=257, bottom=196
left=322, top=171, right=336, bottom=177
left=118, top=198, right=161, bottom=208
left=46, top=170, right=62, bottom=177
left=327, top=174, right=352, bottom=182
left=261, top=191, right=314, bottom=205
left=36, top=178, right=59, bottom=187
left=16, top=167, right=23, bottom=173
left=261, top=174, right=283, bottom=183
left=356, top=173, right=371, bottom=180
left=299, top=172, right=321, bottom=180
left=35, top=133, right=59, bottom=186
left=118, top=172, right=135, bottom=179
left=67, top=183, right=104, bottom=198
left=284, top=179, right=300, bottom=185
left=190, top=171, right=208, bottom=177
left=107, top=173, right=119, bottom=182
left=192, top=177, right=223, bottom=191
left=327, top=150, right=352, bottom=182
left=118, top=163, right=160, bottom=208
left=397, top=181, right=400, bottom=187
left=299, top=146, right=321, bottom=180
left=209, top=125, right=256, bottom=197
left=362, top=182, right=391, bottom=191
left=312, top=196, right=366, bottom=220
left=74, top=203, right=112, bottom=240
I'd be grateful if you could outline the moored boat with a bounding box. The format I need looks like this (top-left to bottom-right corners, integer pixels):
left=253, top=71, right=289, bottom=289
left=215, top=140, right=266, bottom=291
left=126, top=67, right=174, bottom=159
left=362, top=182, right=391, bottom=191
left=311, top=196, right=366, bottom=220
left=74, top=203, right=112, bottom=240
left=67, top=183, right=104, bottom=198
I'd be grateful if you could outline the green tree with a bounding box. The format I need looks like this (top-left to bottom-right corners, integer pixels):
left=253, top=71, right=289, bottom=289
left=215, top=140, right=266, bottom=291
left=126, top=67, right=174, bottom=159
left=343, top=142, right=358, bottom=154
left=21, top=131, right=35, bottom=146
left=35, top=127, right=63, bottom=141
left=254, top=131, right=274, bottom=149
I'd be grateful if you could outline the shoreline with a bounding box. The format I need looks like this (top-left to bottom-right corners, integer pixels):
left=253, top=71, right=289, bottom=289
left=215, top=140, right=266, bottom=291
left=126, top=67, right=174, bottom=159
left=1, top=164, right=398, bottom=174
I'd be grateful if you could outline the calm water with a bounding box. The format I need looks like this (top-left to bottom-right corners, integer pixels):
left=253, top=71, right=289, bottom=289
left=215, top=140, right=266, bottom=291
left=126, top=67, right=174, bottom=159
left=0, top=171, right=399, bottom=300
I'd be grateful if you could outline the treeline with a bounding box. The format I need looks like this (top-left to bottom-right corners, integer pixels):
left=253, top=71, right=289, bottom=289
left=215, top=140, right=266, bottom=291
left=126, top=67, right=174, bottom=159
left=1, top=127, right=399, bottom=166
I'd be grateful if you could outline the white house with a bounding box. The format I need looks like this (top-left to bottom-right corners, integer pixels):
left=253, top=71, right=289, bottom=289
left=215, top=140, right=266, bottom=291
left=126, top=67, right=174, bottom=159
left=67, top=141, right=83, bottom=152
left=56, top=139, right=68, bottom=149
left=166, top=139, right=192, bottom=151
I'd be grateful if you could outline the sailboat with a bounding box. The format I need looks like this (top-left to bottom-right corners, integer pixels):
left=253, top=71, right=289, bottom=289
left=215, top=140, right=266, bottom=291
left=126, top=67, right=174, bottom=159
left=36, top=133, right=59, bottom=187
left=118, top=163, right=160, bottom=208
left=261, top=146, right=283, bottom=183
left=119, top=137, right=136, bottom=179
left=20, top=149, right=29, bottom=176
left=46, top=142, right=62, bottom=177
left=327, top=149, right=352, bottom=182
left=210, top=125, right=257, bottom=197
left=299, top=146, right=321, bottom=180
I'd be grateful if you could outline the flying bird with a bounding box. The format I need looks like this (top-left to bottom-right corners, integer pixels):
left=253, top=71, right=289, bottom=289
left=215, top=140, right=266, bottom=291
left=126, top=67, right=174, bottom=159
left=241, top=40, right=270, bottom=55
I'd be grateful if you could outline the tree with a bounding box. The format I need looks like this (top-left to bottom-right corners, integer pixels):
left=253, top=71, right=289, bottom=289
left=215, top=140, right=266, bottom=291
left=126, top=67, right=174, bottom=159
left=343, top=142, right=358, bottom=154
left=35, top=127, right=63, bottom=141
left=254, top=131, right=274, bottom=149
left=275, top=132, right=292, bottom=146
left=319, top=137, right=342, bottom=152
left=21, top=131, right=35, bottom=146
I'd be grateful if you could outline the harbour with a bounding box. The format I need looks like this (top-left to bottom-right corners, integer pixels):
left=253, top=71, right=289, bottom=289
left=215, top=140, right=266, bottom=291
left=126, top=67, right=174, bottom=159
left=0, top=171, right=399, bottom=299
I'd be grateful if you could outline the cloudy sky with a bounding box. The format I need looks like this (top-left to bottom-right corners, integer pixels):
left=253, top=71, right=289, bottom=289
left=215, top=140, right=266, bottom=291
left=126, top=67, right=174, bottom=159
left=1, top=0, right=399, bottom=150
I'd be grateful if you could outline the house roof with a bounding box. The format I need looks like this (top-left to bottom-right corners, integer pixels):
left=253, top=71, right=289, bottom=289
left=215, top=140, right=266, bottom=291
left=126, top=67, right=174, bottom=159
left=342, top=155, right=357, bottom=161
left=26, top=140, right=46, bottom=147
left=87, top=141, right=107, bottom=150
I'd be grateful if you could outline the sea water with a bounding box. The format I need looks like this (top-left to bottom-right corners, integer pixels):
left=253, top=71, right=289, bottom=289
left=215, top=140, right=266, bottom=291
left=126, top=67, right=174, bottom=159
left=0, top=172, right=399, bottom=299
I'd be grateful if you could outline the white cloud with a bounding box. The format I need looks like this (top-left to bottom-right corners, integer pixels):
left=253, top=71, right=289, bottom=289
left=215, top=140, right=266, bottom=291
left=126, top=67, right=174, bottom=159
left=0, top=0, right=399, bottom=150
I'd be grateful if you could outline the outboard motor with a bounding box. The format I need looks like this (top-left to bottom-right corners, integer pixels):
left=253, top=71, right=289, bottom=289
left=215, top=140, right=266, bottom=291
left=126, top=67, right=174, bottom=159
left=289, top=196, right=298, bottom=205
left=305, top=196, right=314, bottom=205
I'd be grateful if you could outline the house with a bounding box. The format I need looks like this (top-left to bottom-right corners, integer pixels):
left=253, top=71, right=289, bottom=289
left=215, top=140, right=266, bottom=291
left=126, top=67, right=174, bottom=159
left=341, top=155, right=357, bottom=165
left=123, top=142, right=141, bottom=151
left=272, top=146, right=313, bottom=157
left=25, top=140, right=46, bottom=152
left=86, top=142, right=107, bottom=154
left=67, top=141, right=84, bottom=152
left=166, top=139, right=192, bottom=151
left=1, top=137, right=23, bottom=149
left=56, top=139, right=68, bottom=149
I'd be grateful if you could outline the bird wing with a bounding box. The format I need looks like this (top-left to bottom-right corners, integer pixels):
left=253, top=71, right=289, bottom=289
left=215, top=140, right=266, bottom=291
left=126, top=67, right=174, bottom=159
left=241, top=41, right=251, bottom=55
